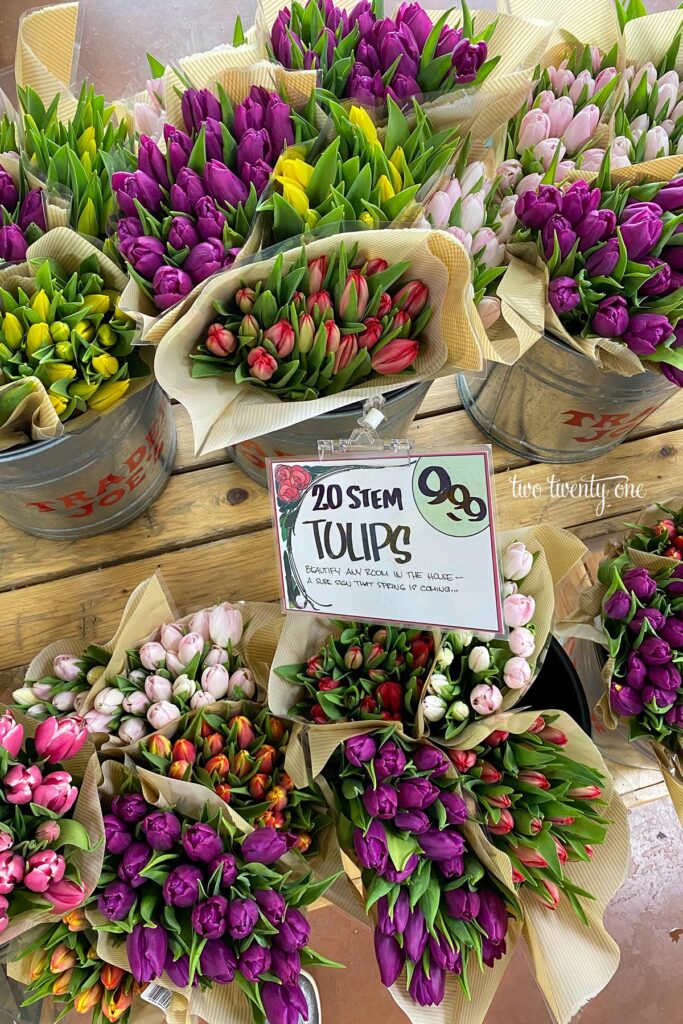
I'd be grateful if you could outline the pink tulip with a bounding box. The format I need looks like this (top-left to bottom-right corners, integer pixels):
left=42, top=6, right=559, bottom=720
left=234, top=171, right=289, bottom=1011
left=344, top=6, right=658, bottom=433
left=0, top=711, right=23, bottom=758
left=0, top=895, right=8, bottom=933
left=188, top=609, right=212, bottom=642
left=476, top=296, right=501, bottom=330
left=656, top=83, right=677, bottom=118
left=508, top=627, right=535, bottom=658
left=191, top=691, right=216, bottom=710
left=547, top=96, right=574, bottom=137
left=160, top=622, right=185, bottom=652
left=633, top=63, right=657, bottom=91
left=118, top=718, right=149, bottom=744
left=53, top=655, right=83, bottom=682
left=264, top=320, right=296, bottom=358
left=200, top=664, right=231, bottom=699
left=4, top=764, right=41, bottom=804
left=548, top=66, right=575, bottom=92
left=444, top=179, right=461, bottom=204
left=144, top=675, right=173, bottom=703
left=564, top=104, right=600, bottom=155
left=496, top=159, right=523, bottom=190
left=535, top=89, right=556, bottom=113
left=661, top=119, right=675, bottom=137
left=0, top=833, right=12, bottom=853
left=139, top=642, right=166, bottom=671
left=460, top=161, right=486, bottom=197
left=83, top=710, right=114, bottom=732
left=569, top=70, right=595, bottom=105
left=209, top=603, right=243, bottom=648
left=495, top=195, right=518, bottom=244
left=164, top=651, right=185, bottom=678
left=589, top=46, right=602, bottom=73
left=594, top=67, right=617, bottom=92
left=515, top=172, right=543, bottom=196
left=204, top=645, right=230, bottom=667
left=36, top=820, right=61, bottom=843
left=24, top=850, right=66, bottom=893
left=0, top=851, right=24, bottom=894
left=511, top=845, right=548, bottom=869
left=177, top=632, right=205, bottom=667
left=469, top=683, right=503, bottom=715
left=671, top=100, right=683, bottom=123
left=578, top=148, right=606, bottom=171
left=533, top=138, right=566, bottom=170
left=658, top=69, right=679, bottom=89
left=227, top=668, right=256, bottom=699
left=45, top=878, right=86, bottom=913
left=33, top=770, right=78, bottom=814
left=472, top=227, right=504, bottom=268
left=448, top=226, right=472, bottom=252
left=370, top=338, right=420, bottom=374
left=517, top=109, right=551, bottom=153
left=146, top=701, right=181, bottom=730
left=556, top=159, right=576, bottom=180
left=35, top=716, right=88, bottom=764
left=503, top=593, right=536, bottom=628
left=503, top=656, right=532, bottom=690
left=307, top=255, right=328, bottom=294
left=122, top=691, right=152, bottom=715
left=425, top=190, right=453, bottom=228
left=334, top=334, right=358, bottom=373
left=645, top=126, right=668, bottom=161
left=460, top=193, right=486, bottom=234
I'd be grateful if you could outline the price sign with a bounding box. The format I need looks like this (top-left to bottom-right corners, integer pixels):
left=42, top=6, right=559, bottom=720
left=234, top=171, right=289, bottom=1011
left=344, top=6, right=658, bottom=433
left=268, top=449, right=504, bottom=632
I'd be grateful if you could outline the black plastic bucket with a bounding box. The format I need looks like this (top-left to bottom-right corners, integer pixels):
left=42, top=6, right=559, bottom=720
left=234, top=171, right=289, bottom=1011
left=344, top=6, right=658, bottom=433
left=524, top=637, right=591, bottom=735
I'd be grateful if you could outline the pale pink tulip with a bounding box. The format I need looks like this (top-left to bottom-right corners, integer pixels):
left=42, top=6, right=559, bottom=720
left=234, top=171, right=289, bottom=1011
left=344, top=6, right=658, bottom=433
left=533, top=137, right=566, bottom=170
left=610, top=136, right=631, bottom=160
left=578, top=148, right=606, bottom=171
left=495, top=195, right=518, bottom=243
left=589, top=45, right=602, bottom=74
left=517, top=109, right=551, bottom=153
left=564, top=104, right=599, bottom=154
left=630, top=113, right=650, bottom=132
left=547, top=96, right=574, bottom=136
left=460, top=193, right=486, bottom=234
left=661, top=119, right=675, bottom=137
left=535, top=89, right=556, bottom=113
left=673, top=100, right=683, bottom=122
left=548, top=66, right=575, bottom=92
left=472, top=227, right=504, bottom=268
left=515, top=172, right=543, bottom=195
left=633, top=63, right=657, bottom=91
left=556, top=159, right=575, bottom=180
left=644, top=125, right=669, bottom=160
left=659, top=69, right=680, bottom=90
left=448, top=226, right=472, bottom=252
left=460, top=161, right=486, bottom=197
left=656, top=83, right=677, bottom=118
left=594, top=67, right=617, bottom=92
left=425, top=190, right=453, bottom=227
left=569, top=70, right=595, bottom=105
left=160, top=622, right=184, bottom=652
left=496, top=159, right=523, bottom=190
left=444, top=179, right=462, bottom=204
left=209, top=603, right=243, bottom=647
left=188, top=609, right=212, bottom=642
left=611, top=153, right=632, bottom=168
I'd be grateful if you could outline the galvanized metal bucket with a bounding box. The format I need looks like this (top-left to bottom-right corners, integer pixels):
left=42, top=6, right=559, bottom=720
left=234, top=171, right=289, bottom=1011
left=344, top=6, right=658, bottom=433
left=458, top=332, right=677, bottom=463
left=0, top=382, right=176, bottom=539
left=228, top=381, right=432, bottom=488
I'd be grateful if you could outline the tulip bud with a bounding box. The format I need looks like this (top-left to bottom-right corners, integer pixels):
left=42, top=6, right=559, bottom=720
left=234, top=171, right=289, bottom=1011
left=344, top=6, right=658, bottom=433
left=172, top=674, right=197, bottom=700
left=26, top=323, right=51, bottom=356
left=323, top=320, right=340, bottom=352
left=230, top=716, right=256, bottom=749
left=206, top=754, right=231, bottom=778
left=422, top=694, right=447, bottom=721
left=169, top=758, right=192, bottom=780
left=297, top=313, right=315, bottom=353
left=147, top=733, right=172, bottom=759
left=241, top=314, right=260, bottom=337
left=468, top=646, right=491, bottom=673
left=377, top=292, right=393, bottom=317
left=371, top=338, right=419, bottom=374
left=264, top=319, right=296, bottom=358
left=344, top=645, right=363, bottom=669
left=393, top=281, right=429, bottom=319
left=236, top=287, right=256, bottom=313
left=172, top=738, right=197, bottom=764
left=307, top=255, right=329, bottom=293
left=249, top=773, right=270, bottom=799
left=206, top=323, right=237, bottom=357
left=358, top=317, right=383, bottom=349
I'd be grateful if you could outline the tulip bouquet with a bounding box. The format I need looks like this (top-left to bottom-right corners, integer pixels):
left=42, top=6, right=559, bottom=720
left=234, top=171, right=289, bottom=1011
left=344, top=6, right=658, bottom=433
left=421, top=541, right=539, bottom=738
left=626, top=500, right=683, bottom=561
left=191, top=242, right=430, bottom=398
left=262, top=101, right=459, bottom=240
left=512, top=173, right=683, bottom=386
left=112, top=84, right=319, bottom=311
left=268, top=0, right=498, bottom=104
left=94, top=786, right=339, bottom=1020
left=610, top=42, right=683, bottom=167
left=14, top=647, right=109, bottom=719
left=139, top=706, right=328, bottom=851
left=598, top=554, right=683, bottom=749
left=276, top=620, right=435, bottom=725
left=0, top=710, right=94, bottom=927
left=3, top=84, right=135, bottom=238
left=501, top=44, right=620, bottom=184
left=17, top=911, right=139, bottom=1024
left=0, top=167, right=47, bottom=265
left=328, top=730, right=514, bottom=1006
left=82, top=602, right=254, bottom=745
left=0, top=254, right=146, bottom=420
left=457, top=715, right=610, bottom=922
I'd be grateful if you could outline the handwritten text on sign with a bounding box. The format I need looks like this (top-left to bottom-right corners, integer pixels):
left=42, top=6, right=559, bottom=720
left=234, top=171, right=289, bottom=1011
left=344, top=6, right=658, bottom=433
left=268, top=451, right=504, bottom=632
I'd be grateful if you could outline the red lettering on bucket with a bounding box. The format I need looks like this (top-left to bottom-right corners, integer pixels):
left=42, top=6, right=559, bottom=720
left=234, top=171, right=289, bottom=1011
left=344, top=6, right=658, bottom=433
left=24, top=406, right=168, bottom=517
left=561, top=407, right=658, bottom=443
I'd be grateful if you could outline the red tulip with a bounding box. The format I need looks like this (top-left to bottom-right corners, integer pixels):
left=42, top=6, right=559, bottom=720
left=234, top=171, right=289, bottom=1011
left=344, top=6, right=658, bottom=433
left=266, top=786, right=288, bottom=811
left=487, top=809, right=514, bottom=834
left=310, top=704, right=329, bottom=724
left=449, top=749, right=477, bottom=772
left=172, top=739, right=196, bottom=764
left=215, top=783, right=232, bottom=803
left=538, top=726, right=568, bottom=746
left=232, top=751, right=253, bottom=779
left=511, top=846, right=548, bottom=868
left=229, top=716, right=256, bottom=749
left=319, top=677, right=341, bottom=691
left=205, top=754, right=230, bottom=778
left=359, top=696, right=378, bottom=714
left=249, top=774, right=270, bottom=799
left=518, top=770, right=550, bottom=790
left=339, top=269, right=369, bottom=319
left=307, top=255, right=329, bottom=293
left=204, top=732, right=225, bottom=757
left=376, top=681, right=403, bottom=712
left=377, top=292, right=393, bottom=316
left=393, top=280, right=428, bottom=317
left=533, top=879, right=561, bottom=910
left=206, top=323, right=236, bottom=356
left=478, top=761, right=502, bottom=784
left=264, top=319, right=295, bottom=358
left=365, top=258, right=389, bottom=275
left=527, top=715, right=545, bottom=733
left=294, top=832, right=312, bottom=853
left=358, top=317, right=383, bottom=349
left=253, top=745, right=278, bottom=774
left=568, top=785, right=602, bottom=800
left=169, top=760, right=192, bottom=780
left=371, top=338, right=419, bottom=374
left=486, top=730, right=510, bottom=746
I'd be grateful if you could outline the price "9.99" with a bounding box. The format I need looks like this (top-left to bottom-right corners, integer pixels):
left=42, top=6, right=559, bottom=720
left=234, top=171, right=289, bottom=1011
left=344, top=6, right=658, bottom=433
left=416, top=465, right=488, bottom=523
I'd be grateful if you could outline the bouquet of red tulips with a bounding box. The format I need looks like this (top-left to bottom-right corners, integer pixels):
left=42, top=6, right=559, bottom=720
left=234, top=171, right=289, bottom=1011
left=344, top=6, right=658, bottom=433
left=626, top=497, right=683, bottom=562
left=139, top=705, right=328, bottom=852
left=191, top=242, right=430, bottom=399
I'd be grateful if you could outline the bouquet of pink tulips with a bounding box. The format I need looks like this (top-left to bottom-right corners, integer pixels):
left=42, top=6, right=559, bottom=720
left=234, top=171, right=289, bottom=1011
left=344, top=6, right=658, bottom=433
left=611, top=38, right=683, bottom=167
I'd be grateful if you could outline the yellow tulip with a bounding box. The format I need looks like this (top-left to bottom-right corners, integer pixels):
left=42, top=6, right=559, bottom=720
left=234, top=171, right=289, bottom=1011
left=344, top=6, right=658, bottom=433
left=26, top=323, right=52, bottom=356
left=87, top=378, right=129, bottom=411
left=73, top=320, right=95, bottom=342
left=359, top=211, right=376, bottom=229
left=277, top=158, right=314, bottom=189
left=83, top=293, right=110, bottom=316
left=92, top=354, right=119, bottom=378
left=390, top=147, right=407, bottom=177
left=377, top=174, right=395, bottom=201
left=386, top=157, right=403, bottom=193
left=68, top=380, right=99, bottom=401
left=277, top=179, right=310, bottom=217
left=43, top=362, right=77, bottom=384
left=55, top=341, right=75, bottom=362
left=30, top=290, right=51, bottom=322
left=49, top=321, right=70, bottom=344
left=274, top=144, right=308, bottom=174
left=97, top=324, right=116, bottom=347
left=77, top=198, right=99, bottom=236
left=305, top=209, right=320, bottom=229
left=1, top=312, right=23, bottom=350
left=77, top=126, right=96, bottom=158
left=350, top=106, right=378, bottom=144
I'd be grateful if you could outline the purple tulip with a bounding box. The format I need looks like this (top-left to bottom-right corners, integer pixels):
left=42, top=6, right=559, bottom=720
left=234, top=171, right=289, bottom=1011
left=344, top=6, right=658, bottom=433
left=97, top=880, right=136, bottom=921
left=662, top=362, right=683, bottom=387
left=592, top=295, right=629, bottom=337
left=182, top=822, right=223, bottom=863
left=438, top=790, right=468, bottom=825
left=270, top=945, right=301, bottom=985
left=138, top=135, right=169, bottom=189
left=164, top=124, right=194, bottom=178
left=119, top=235, right=167, bottom=278
left=542, top=214, right=577, bottom=261
left=453, top=39, right=487, bottom=81
left=194, top=196, right=226, bottom=240
left=18, top=188, right=46, bottom=232
left=648, top=663, right=681, bottom=690
left=664, top=704, right=683, bottom=728
left=255, top=888, right=286, bottom=924
left=412, top=745, right=451, bottom=777
left=226, top=897, right=258, bottom=940
left=379, top=28, right=419, bottom=79
left=610, top=683, right=644, bottom=716
left=429, top=930, right=462, bottom=973
left=199, top=940, right=237, bottom=983
left=628, top=607, right=666, bottom=634
left=103, top=814, right=132, bottom=855
left=162, top=864, right=204, bottom=908
left=548, top=276, right=580, bottom=315
left=585, top=237, right=620, bottom=277
left=409, top=961, right=445, bottom=1006
left=117, top=216, right=143, bottom=241
left=112, top=170, right=163, bottom=217
left=112, top=795, right=149, bottom=824
left=394, top=809, right=431, bottom=833
left=482, top=936, right=507, bottom=967
left=374, top=929, right=404, bottom=987
left=374, top=741, right=407, bottom=780
left=396, top=777, right=439, bottom=810
left=515, top=185, right=563, bottom=230
left=203, top=160, right=249, bottom=207
left=435, top=24, right=464, bottom=58
left=192, top=895, right=229, bottom=939
left=652, top=179, right=683, bottom=213
left=126, top=922, right=167, bottom=984
left=233, top=86, right=269, bottom=135
left=275, top=908, right=310, bottom=952
left=264, top=96, right=295, bottom=155
left=603, top=589, right=632, bottom=620
left=669, top=564, right=683, bottom=596
left=241, top=158, right=273, bottom=194
left=395, top=3, right=434, bottom=48
left=638, top=635, right=672, bottom=665
left=561, top=181, right=600, bottom=226
left=168, top=216, right=199, bottom=251
left=639, top=257, right=672, bottom=296
left=0, top=171, right=18, bottom=211
left=209, top=852, right=238, bottom=887
left=152, top=265, right=193, bottom=311
left=623, top=313, right=673, bottom=355
left=237, top=128, right=270, bottom=170
left=173, top=167, right=207, bottom=210
left=626, top=652, right=647, bottom=689
left=181, top=88, right=221, bottom=134
left=118, top=841, right=151, bottom=888
left=240, top=942, right=272, bottom=982
left=183, top=239, right=225, bottom=285
left=620, top=207, right=663, bottom=259
left=384, top=853, right=419, bottom=883
left=0, top=224, right=28, bottom=262
left=362, top=783, right=398, bottom=819
left=404, top=906, right=428, bottom=960
left=477, top=888, right=508, bottom=944
left=438, top=853, right=465, bottom=879
left=345, top=734, right=377, bottom=766
left=203, top=117, right=225, bottom=163
left=242, top=826, right=294, bottom=864
left=623, top=567, right=657, bottom=602
left=377, top=890, right=410, bottom=935
left=576, top=208, right=616, bottom=252
left=419, top=827, right=466, bottom=861
left=444, top=886, right=481, bottom=921
left=662, top=243, right=683, bottom=273
left=643, top=684, right=676, bottom=709
left=660, top=617, right=683, bottom=648
left=261, top=983, right=308, bottom=1024
left=164, top=953, right=194, bottom=988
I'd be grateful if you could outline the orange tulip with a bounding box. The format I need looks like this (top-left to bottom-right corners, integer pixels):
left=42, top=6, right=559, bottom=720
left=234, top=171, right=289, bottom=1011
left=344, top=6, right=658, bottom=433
left=171, top=738, right=196, bottom=764
left=253, top=744, right=277, bottom=774
left=204, top=732, right=224, bottom=757
left=101, top=986, right=134, bottom=1022
left=279, top=772, right=295, bottom=793
left=215, top=783, right=232, bottom=803
left=29, top=949, right=49, bottom=981
left=294, top=832, right=312, bottom=853
left=169, top=760, right=192, bottom=780
left=52, top=969, right=73, bottom=995
left=50, top=944, right=78, bottom=974
left=260, top=809, right=285, bottom=829
left=265, top=786, right=288, bottom=811
left=63, top=907, right=88, bottom=931
left=205, top=754, right=230, bottom=778
left=232, top=750, right=253, bottom=779
left=100, top=963, right=125, bottom=991
left=147, top=734, right=172, bottom=759
left=74, top=982, right=103, bottom=1013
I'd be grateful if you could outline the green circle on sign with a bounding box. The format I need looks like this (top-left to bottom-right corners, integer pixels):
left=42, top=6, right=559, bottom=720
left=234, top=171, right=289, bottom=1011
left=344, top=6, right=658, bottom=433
left=412, top=456, right=490, bottom=538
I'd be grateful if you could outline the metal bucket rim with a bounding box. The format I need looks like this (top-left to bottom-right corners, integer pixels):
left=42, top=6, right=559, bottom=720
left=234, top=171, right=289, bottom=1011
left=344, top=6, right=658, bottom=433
left=540, top=329, right=668, bottom=385
left=310, top=380, right=431, bottom=422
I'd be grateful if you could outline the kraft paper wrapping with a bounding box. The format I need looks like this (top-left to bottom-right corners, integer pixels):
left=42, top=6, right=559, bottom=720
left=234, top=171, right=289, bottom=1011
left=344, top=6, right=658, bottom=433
left=155, top=227, right=485, bottom=454
left=14, top=2, right=80, bottom=122
left=0, top=377, right=63, bottom=451
left=503, top=0, right=621, bottom=57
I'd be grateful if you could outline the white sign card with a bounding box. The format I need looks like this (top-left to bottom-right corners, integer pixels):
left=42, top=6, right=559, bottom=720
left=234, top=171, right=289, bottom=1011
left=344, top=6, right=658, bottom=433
left=267, top=449, right=505, bottom=633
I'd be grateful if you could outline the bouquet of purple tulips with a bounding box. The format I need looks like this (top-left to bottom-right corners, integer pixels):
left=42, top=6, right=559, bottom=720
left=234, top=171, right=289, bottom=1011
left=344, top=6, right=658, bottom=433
left=112, top=84, right=318, bottom=311
left=328, top=730, right=514, bottom=1007
left=269, top=0, right=499, bottom=104
left=512, top=168, right=683, bottom=386
left=0, top=168, right=46, bottom=265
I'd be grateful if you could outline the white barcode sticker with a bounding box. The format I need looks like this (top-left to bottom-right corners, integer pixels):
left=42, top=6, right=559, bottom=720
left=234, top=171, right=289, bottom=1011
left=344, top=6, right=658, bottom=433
left=141, top=984, right=173, bottom=1013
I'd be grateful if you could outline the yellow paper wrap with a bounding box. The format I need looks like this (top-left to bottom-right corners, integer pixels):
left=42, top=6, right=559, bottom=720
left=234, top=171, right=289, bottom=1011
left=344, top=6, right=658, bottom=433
left=14, top=2, right=80, bottom=122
